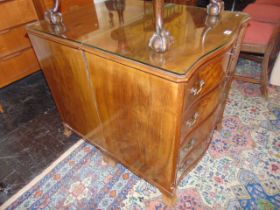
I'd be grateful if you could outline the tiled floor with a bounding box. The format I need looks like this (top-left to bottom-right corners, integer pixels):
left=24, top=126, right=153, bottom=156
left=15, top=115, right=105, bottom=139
left=0, top=72, right=79, bottom=204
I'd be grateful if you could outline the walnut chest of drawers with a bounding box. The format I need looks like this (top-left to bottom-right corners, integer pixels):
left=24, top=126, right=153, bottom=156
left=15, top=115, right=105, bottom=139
left=26, top=1, right=249, bottom=198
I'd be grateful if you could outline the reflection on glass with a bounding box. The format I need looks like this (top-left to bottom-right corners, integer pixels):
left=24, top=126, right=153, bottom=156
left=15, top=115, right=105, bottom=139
left=105, top=0, right=126, bottom=26
left=44, top=0, right=63, bottom=25
left=47, top=23, right=67, bottom=38
left=201, top=15, right=221, bottom=47
left=105, top=0, right=131, bottom=54
left=148, top=0, right=174, bottom=53
left=27, top=1, right=248, bottom=75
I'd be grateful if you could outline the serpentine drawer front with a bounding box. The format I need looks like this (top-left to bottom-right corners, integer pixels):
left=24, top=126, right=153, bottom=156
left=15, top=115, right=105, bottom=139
left=27, top=1, right=249, bottom=199
left=182, top=52, right=228, bottom=110
left=181, top=85, right=224, bottom=141
left=178, top=107, right=220, bottom=172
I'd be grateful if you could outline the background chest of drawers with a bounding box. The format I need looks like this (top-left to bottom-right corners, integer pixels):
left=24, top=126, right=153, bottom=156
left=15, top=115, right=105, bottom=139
left=0, top=0, right=40, bottom=88
left=0, top=0, right=93, bottom=89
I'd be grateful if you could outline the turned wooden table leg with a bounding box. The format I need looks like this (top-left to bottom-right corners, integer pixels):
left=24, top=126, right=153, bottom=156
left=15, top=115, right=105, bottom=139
left=162, top=193, right=177, bottom=207
left=102, top=153, right=116, bottom=167
left=63, top=124, right=72, bottom=137
left=0, top=103, right=4, bottom=113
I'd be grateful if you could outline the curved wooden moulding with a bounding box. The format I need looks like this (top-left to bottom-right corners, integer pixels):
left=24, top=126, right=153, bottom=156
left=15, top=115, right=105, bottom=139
left=27, top=2, right=249, bottom=201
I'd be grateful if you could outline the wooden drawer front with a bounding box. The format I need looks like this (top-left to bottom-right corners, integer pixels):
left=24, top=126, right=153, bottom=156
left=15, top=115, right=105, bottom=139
left=179, top=109, right=218, bottom=165
left=0, top=48, right=39, bottom=88
left=177, top=136, right=210, bottom=180
left=183, top=53, right=227, bottom=110
left=0, top=0, right=37, bottom=31
left=181, top=85, right=222, bottom=142
left=177, top=110, right=218, bottom=180
left=0, top=25, right=31, bottom=57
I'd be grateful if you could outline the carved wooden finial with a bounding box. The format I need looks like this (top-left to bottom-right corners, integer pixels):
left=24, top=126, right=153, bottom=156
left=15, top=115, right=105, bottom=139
left=149, top=0, right=173, bottom=53
left=44, top=0, right=63, bottom=25
left=207, top=0, right=224, bottom=16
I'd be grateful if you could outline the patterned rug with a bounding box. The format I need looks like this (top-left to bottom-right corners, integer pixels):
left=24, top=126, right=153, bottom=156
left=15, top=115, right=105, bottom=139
left=1, top=59, right=280, bottom=210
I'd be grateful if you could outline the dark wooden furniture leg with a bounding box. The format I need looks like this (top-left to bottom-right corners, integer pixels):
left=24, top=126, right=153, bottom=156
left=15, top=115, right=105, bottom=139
left=0, top=102, right=4, bottom=113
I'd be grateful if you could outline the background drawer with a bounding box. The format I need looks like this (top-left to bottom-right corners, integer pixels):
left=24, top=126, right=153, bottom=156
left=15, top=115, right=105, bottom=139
left=0, top=25, right=31, bottom=57
left=0, top=0, right=37, bottom=31
left=0, top=48, right=40, bottom=88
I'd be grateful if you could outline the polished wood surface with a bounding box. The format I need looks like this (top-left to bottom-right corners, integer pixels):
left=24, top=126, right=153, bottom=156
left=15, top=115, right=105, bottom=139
left=0, top=48, right=39, bottom=88
left=86, top=52, right=184, bottom=195
left=33, top=0, right=93, bottom=19
left=177, top=108, right=218, bottom=182
left=28, top=35, right=101, bottom=138
left=27, top=1, right=249, bottom=198
left=41, top=0, right=93, bottom=12
left=0, top=0, right=37, bottom=31
left=182, top=50, right=229, bottom=111
left=0, top=0, right=40, bottom=90
left=165, top=0, right=197, bottom=5
left=29, top=5, right=99, bottom=42
left=83, top=6, right=247, bottom=75
left=215, top=21, right=249, bottom=129
left=28, top=1, right=249, bottom=75
left=181, top=85, right=222, bottom=141
left=0, top=25, right=32, bottom=57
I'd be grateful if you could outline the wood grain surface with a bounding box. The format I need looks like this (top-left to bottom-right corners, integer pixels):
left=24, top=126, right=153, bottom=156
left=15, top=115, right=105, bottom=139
left=0, top=0, right=37, bottom=31
left=0, top=25, right=32, bottom=58
left=0, top=48, right=39, bottom=88
left=27, top=2, right=249, bottom=198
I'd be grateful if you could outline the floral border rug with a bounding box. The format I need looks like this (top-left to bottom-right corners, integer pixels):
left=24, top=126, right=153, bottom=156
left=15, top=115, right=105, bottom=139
left=1, top=59, right=280, bottom=210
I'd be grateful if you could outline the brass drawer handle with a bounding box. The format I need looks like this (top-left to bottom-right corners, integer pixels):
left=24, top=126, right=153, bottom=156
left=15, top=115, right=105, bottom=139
left=180, top=138, right=196, bottom=161
left=183, top=138, right=196, bottom=152
left=191, top=80, right=205, bottom=96
left=186, top=112, right=199, bottom=128
left=179, top=158, right=193, bottom=171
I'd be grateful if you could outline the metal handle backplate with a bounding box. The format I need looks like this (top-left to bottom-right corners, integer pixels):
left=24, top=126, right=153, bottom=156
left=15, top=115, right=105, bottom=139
left=191, top=80, right=205, bottom=96
left=186, top=112, right=199, bottom=128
